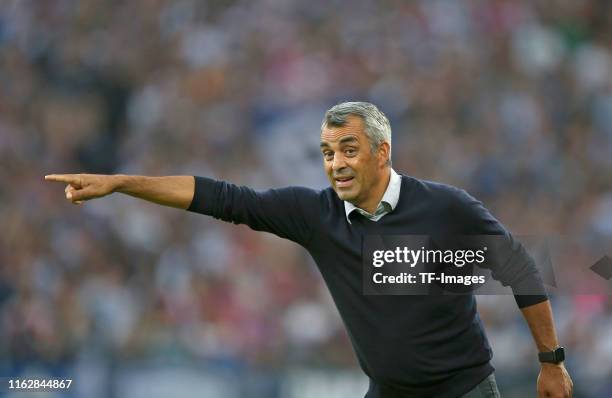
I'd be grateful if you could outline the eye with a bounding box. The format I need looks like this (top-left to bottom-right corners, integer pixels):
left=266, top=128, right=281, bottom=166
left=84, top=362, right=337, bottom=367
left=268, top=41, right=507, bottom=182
left=322, top=151, right=334, bottom=161
left=345, top=148, right=357, bottom=156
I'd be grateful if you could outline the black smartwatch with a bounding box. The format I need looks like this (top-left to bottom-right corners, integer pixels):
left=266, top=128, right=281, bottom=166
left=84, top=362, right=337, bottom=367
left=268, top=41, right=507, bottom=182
left=538, top=346, right=565, bottom=364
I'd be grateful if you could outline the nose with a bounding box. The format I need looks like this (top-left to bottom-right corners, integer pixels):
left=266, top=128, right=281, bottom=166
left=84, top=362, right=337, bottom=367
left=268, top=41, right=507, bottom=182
left=331, top=153, right=347, bottom=172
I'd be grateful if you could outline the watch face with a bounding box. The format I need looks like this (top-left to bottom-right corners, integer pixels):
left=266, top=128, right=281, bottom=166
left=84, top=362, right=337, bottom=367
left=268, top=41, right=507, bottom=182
left=555, top=347, right=565, bottom=362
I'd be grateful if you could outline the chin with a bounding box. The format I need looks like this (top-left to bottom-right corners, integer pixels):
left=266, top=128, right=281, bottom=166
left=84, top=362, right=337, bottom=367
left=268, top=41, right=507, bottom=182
left=334, top=189, right=357, bottom=201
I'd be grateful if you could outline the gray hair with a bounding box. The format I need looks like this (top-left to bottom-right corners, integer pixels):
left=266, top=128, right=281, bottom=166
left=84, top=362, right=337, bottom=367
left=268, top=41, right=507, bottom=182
left=321, top=101, right=392, bottom=165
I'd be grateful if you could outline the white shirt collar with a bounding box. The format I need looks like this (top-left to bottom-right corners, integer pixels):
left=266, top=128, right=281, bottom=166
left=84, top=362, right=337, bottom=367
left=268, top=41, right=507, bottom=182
left=344, top=168, right=401, bottom=223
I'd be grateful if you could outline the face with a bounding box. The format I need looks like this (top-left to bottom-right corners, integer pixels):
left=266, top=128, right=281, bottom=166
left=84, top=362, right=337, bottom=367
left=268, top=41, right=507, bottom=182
left=320, top=115, right=390, bottom=209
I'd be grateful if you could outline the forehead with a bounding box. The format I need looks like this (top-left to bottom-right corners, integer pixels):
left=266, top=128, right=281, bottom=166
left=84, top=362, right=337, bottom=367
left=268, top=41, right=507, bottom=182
left=320, top=115, right=367, bottom=144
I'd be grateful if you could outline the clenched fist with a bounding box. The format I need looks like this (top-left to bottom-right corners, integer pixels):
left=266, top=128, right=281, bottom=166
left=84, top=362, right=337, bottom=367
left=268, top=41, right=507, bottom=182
left=537, top=363, right=573, bottom=398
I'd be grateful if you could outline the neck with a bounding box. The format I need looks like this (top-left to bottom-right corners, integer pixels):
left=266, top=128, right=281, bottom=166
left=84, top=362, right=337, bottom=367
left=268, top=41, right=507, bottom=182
left=357, top=167, right=391, bottom=213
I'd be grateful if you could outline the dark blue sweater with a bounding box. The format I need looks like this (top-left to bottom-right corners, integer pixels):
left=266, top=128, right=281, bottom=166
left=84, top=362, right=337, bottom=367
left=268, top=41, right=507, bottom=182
left=187, top=174, right=547, bottom=398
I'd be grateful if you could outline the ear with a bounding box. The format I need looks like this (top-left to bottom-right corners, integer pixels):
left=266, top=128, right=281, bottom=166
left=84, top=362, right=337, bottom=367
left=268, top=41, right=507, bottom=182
left=377, top=142, right=390, bottom=167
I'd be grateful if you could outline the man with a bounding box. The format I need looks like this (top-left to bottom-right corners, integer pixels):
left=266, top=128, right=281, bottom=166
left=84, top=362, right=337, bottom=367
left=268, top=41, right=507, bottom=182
left=46, top=102, right=573, bottom=397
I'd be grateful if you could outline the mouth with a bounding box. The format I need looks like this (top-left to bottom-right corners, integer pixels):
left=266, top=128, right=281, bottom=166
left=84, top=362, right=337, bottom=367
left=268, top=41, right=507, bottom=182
left=334, top=176, right=354, bottom=188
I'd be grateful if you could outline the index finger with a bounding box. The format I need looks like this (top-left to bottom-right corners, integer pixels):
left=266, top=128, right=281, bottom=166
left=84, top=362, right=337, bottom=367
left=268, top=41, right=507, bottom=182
left=44, top=174, right=80, bottom=184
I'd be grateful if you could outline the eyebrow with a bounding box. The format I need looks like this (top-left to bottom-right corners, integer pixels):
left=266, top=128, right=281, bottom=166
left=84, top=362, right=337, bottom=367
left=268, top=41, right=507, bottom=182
left=320, top=136, right=359, bottom=148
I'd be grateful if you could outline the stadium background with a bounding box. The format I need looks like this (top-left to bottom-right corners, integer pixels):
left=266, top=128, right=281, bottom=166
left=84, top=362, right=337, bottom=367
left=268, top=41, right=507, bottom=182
left=1, top=0, right=611, bottom=397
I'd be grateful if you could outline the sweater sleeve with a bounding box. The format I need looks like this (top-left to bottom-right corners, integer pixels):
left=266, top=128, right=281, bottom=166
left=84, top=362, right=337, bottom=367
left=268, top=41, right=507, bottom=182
left=449, top=188, right=548, bottom=308
left=186, top=176, right=320, bottom=247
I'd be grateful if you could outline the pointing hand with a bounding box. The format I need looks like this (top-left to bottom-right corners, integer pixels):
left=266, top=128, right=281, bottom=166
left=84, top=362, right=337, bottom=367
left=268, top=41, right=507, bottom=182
left=45, top=174, right=118, bottom=205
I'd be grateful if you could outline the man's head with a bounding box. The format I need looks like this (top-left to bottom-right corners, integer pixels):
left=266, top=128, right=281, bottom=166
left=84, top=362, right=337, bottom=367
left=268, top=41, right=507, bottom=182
left=320, top=102, right=392, bottom=212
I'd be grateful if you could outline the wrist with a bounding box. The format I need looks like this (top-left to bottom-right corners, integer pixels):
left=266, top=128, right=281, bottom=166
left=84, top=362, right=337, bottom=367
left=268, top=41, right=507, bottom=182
left=112, top=174, right=128, bottom=193
left=538, top=346, right=565, bottom=365
left=541, top=362, right=564, bottom=368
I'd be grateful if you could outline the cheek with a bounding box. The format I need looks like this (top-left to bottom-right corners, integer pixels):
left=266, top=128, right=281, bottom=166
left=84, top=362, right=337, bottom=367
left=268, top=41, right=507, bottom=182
left=357, top=164, right=372, bottom=184
left=351, top=160, right=366, bottom=177
left=325, top=165, right=335, bottom=180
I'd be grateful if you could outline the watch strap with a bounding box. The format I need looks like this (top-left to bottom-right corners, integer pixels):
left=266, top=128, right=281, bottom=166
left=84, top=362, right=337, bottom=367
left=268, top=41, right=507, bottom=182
left=538, top=346, right=565, bottom=364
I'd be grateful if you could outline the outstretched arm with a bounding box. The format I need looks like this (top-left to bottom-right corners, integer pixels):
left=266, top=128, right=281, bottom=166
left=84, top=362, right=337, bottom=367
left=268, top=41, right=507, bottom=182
left=520, top=300, right=573, bottom=398
left=46, top=174, right=320, bottom=246
left=44, top=174, right=195, bottom=209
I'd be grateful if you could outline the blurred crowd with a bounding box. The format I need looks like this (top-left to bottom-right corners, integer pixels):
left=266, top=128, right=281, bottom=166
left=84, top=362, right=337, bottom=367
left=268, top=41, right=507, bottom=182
left=0, top=0, right=611, bottom=396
